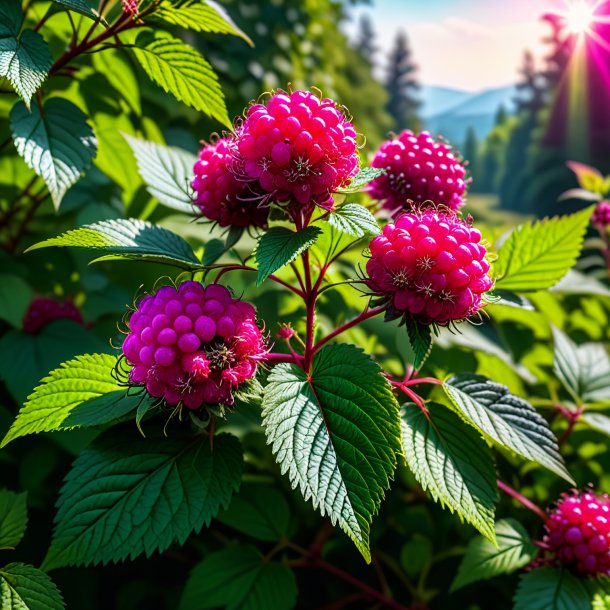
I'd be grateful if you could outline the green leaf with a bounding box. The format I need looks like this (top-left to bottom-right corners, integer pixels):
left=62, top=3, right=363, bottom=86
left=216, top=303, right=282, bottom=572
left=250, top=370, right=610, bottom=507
left=582, top=412, right=610, bottom=438
left=50, top=0, right=105, bottom=23
left=216, top=483, right=290, bottom=541
left=444, top=373, right=573, bottom=483
left=255, top=226, right=321, bottom=285
left=514, top=568, right=590, bottom=610
left=154, top=0, right=254, bottom=46
left=401, top=403, right=497, bottom=542
left=567, top=160, right=607, bottom=194
left=0, top=30, right=52, bottom=107
left=203, top=238, right=226, bottom=265
left=400, top=535, right=433, bottom=578
left=405, top=319, right=432, bottom=370
left=327, top=203, right=380, bottom=238
left=339, top=166, right=385, bottom=192
left=451, top=518, right=536, bottom=591
left=1, top=353, right=122, bottom=448
left=92, top=48, right=141, bottom=115
left=27, top=218, right=201, bottom=270
left=0, top=274, right=32, bottom=328
left=10, top=98, right=97, bottom=208
left=132, top=30, right=230, bottom=127
left=0, top=563, right=65, bottom=610
left=43, top=431, right=242, bottom=569
left=123, top=135, right=198, bottom=214
left=0, top=1, right=22, bottom=37
left=179, top=544, right=297, bottom=610
left=261, top=344, right=401, bottom=562
left=0, top=490, right=27, bottom=549
left=494, top=206, right=594, bottom=292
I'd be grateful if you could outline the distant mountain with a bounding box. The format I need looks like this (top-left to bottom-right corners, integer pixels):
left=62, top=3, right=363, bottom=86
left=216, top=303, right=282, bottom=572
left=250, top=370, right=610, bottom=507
left=418, top=85, right=472, bottom=119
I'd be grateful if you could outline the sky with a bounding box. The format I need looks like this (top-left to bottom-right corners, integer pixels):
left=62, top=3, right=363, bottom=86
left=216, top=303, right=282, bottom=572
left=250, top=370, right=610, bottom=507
left=346, top=0, right=568, bottom=91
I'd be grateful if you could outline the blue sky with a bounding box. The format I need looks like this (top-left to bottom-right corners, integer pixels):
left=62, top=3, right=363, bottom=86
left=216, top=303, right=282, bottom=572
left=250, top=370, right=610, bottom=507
left=346, top=0, right=563, bottom=91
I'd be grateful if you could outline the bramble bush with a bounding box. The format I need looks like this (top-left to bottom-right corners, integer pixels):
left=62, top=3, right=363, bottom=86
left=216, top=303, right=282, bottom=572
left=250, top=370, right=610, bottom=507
left=1, top=1, right=610, bottom=609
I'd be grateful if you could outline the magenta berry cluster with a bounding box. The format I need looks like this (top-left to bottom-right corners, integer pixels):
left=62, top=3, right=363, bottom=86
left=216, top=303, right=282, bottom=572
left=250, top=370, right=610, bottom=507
left=366, top=210, right=492, bottom=325
left=23, top=297, right=83, bottom=334
left=544, top=490, right=610, bottom=575
left=367, top=130, right=468, bottom=214
left=121, top=0, right=138, bottom=15
left=122, top=281, right=266, bottom=409
left=592, top=201, right=610, bottom=229
left=192, top=138, right=269, bottom=228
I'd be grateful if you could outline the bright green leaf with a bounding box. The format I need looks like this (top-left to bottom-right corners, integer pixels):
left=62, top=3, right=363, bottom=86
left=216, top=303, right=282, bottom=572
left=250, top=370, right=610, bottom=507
left=567, top=160, right=606, bottom=194
left=514, top=568, right=590, bottom=610
left=327, top=203, right=380, bottom=238
left=339, top=166, right=385, bottom=192
left=0, top=490, right=27, bottom=549
left=0, top=563, right=65, bottom=610
left=92, top=48, right=141, bottom=115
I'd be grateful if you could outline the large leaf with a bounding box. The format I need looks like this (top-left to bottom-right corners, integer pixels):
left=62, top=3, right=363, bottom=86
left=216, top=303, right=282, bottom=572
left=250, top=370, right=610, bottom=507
left=10, top=98, right=97, bottom=208
left=514, top=568, right=590, bottom=610
left=582, top=412, right=610, bottom=438
left=255, top=226, right=321, bottom=285
left=132, top=30, right=229, bottom=127
left=494, top=206, right=593, bottom=292
left=0, top=564, right=65, bottom=610
left=27, top=218, right=201, bottom=270
left=43, top=431, right=242, bottom=569
left=179, top=544, right=297, bottom=610
left=327, top=203, right=380, bottom=238
left=444, top=374, right=573, bottom=483
left=0, top=490, right=27, bottom=549
left=0, top=1, right=22, bottom=37
left=401, top=404, right=497, bottom=542
left=124, top=135, right=198, bottom=214
left=0, top=30, right=52, bottom=107
left=1, top=353, right=122, bottom=448
left=92, top=48, right=141, bottom=115
left=261, top=344, right=401, bottom=562
left=50, top=0, right=105, bottom=23
left=451, top=518, right=536, bottom=591
left=0, top=274, right=32, bottom=328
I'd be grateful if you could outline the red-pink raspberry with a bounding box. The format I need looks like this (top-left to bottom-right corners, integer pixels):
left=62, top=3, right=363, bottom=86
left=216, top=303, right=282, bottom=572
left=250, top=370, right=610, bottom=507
left=123, top=281, right=266, bottom=410
left=544, top=490, right=610, bottom=575
left=121, top=0, right=138, bottom=15
left=23, top=297, right=84, bottom=334
left=366, top=211, right=493, bottom=325
left=592, top=201, right=610, bottom=229
left=192, top=138, right=269, bottom=228
left=367, top=130, right=468, bottom=214
left=237, top=89, right=359, bottom=211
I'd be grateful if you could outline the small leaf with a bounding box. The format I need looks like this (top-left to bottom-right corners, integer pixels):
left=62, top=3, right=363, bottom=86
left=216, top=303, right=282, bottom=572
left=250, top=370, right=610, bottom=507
left=43, top=431, right=242, bottom=569
left=50, top=0, right=106, bottom=23
left=10, top=98, right=97, bottom=208
left=514, top=568, right=590, bottom=610
left=405, top=319, right=432, bottom=370
left=489, top=290, right=535, bottom=310
left=327, top=203, right=381, bottom=238
left=225, top=225, right=243, bottom=250
left=255, top=226, right=321, bottom=285
left=451, top=518, right=536, bottom=591
left=123, top=135, right=198, bottom=214
left=0, top=490, right=27, bottom=549
left=0, top=563, right=65, bottom=610
left=567, top=160, right=607, bottom=194
left=132, top=29, right=230, bottom=127
left=401, top=403, right=497, bottom=542
left=202, top=238, right=226, bottom=265
left=444, top=373, right=573, bottom=483
left=27, top=218, right=201, bottom=270
left=339, top=167, right=385, bottom=192
left=582, top=412, right=610, bottom=438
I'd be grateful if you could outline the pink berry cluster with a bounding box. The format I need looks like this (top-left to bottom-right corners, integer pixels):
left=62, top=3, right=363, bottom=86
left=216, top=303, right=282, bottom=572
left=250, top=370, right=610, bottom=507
left=122, top=281, right=266, bottom=409
left=23, top=297, right=83, bottom=334
left=544, top=490, right=610, bottom=575
left=121, top=0, right=138, bottom=15
left=367, top=130, right=468, bottom=214
left=592, top=201, right=610, bottom=229
left=366, top=210, right=492, bottom=325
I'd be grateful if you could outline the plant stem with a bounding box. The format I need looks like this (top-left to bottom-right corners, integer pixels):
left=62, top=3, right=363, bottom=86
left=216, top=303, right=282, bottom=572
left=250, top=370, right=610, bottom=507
left=557, top=404, right=585, bottom=447
left=497, top=479, right=547, bottom=520
left=264, top=353, right=303, bottom=365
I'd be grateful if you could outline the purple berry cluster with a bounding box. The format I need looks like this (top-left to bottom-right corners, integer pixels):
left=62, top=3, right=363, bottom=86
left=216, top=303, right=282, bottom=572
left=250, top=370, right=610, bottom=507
left=592, top=201, right=610, bottom=229
left=23, top=297, right=84, bottom=334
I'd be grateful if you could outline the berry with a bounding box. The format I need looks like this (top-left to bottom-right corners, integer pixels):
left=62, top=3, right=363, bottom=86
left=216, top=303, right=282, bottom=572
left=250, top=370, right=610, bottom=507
left=367, top=130, right=468, bottom=214
left=123, top=281, right=266, bottom=409
left=23, top=297, right=84, bottom=334
left=592, top=201, right=610, bottom=229
left=544, top=490, right=610, bottom=575
left=192, top=138, right=270, bottom=228
left=121, top=0, right=138, bottom=15
left=237, top=89, right=359, bottom=211
left=365, top=210, right=493, bottom=325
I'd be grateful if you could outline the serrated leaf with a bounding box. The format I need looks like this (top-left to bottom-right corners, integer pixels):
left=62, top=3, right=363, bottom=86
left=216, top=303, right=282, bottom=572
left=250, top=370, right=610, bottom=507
left=179, top=544, right=297, bottom=610
left=0, top=563, right=65, bottom=610
left=444, top=373, right=573, bottom=483
left=0, top=1, right=22, bottom=37
left=514, top=568, right=590, bottom=610
left=0, top=30, right=52, bottom=107
left=43, top=431, right=242, bottom=570
left=451, top=518, right=535, bottom=591
left=50, top=0, right=105, bottom=23
left=255, top=226, right=321, bottom=285
left=0, top=490, right=27, bottom=549
left=261, top=344, right=401, bottom=562
left=339, top=166, right=385, bottom=192
left=132, top=30, right=229, bottom=127
left=27, top=218, right=201, bottom=270
left=405, top=319, right=432, bottom=370
left=123, top=135, right=198, bottom=214
left=1, top=353, right=122, bottom=448
left=10, top=98, right=97, bottom=208
left=494, top=206, right=594, bottom=292
left=401, top=403, right=497, bottom=542
left=327, top=203, right=380, bottom=238
left=154, top=0, right=253, bottom=46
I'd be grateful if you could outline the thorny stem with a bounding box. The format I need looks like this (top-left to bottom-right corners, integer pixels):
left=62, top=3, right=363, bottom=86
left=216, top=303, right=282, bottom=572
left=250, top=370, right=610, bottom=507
left=497, top=479, right=547, bottom=521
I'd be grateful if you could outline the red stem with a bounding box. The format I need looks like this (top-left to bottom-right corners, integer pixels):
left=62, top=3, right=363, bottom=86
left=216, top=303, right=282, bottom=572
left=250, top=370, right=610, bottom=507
left=497, top=479, right=547, bottom=520
left=263, top=352, right=303, bottom=365
left=213, top=265, right=305, bottom=298
left=557, top=404, right=585, bottom=447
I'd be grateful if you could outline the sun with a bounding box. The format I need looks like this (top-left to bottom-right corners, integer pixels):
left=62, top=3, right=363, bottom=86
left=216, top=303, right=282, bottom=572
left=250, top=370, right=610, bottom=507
left=565, top=1, right=595, bottom=34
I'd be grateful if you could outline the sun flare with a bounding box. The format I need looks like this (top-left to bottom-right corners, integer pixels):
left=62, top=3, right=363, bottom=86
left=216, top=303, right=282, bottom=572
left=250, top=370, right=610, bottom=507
left=565, top=1, right=595, bottom=34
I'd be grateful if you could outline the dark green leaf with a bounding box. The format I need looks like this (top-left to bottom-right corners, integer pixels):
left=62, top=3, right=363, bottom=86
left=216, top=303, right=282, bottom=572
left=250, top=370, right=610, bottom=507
left=0, top=1, right=22, bottom=37
left=339, top=167, right=385, bottom=192
left=0, top=490, right=27, bottom=549
left=327, top=203, right=380, bottom=238
left=405, top=319, right=432, bottom=370
left=514, top=568, right=590, bottom=610
left=50, top=0, right=105, bottom=23
left=0, top=564, right=65, bottom=610
left=0, top=274, right=32, bottom=328
left=202, top=238, right=226, bottom=265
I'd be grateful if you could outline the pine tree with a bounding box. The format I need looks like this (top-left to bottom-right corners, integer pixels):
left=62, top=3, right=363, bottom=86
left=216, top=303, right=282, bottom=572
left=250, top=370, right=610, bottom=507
left=356, top=15, right=377, bottom=67
left=514, top=50, right=546, bottom=115
left=494, top=104, right=508, bottom=127
left=385, top=30, right=421, bottom=131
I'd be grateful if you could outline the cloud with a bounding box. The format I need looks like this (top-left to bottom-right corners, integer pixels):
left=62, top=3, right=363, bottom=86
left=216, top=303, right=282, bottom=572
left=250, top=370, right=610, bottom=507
left=411, top=16, right=492, bottom=40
